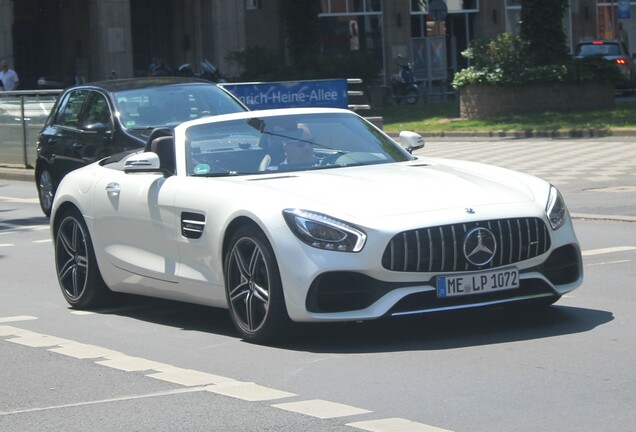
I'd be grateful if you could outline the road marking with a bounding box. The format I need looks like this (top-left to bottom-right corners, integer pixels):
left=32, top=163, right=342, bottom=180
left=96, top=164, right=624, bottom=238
left=582, top=246, right=636, bottom=256
left=0, top=386, right=210, bottom=416
left=0, top=326, right=450, bottom=431
left=49, top=341, right=122, bottom=359
left=69, top=310, right=96, bottom=316
left=33, top=239, right=52, bottom=243
left=96, top=354, right=171, bottom=372
left=0, top=316, right=37, bottom=324
left=348, top=417, right=454, bottom=432
left=273, top=399, right=372, bottom=419
left=0, top=243, right=15, bottom=247
left=147, top=366, right=236, bottom=386
left=0, top=195, right=40, bottom=204
left=206, top=381, right=297, bottom=401
left=586, top=260, right=631, bottom=267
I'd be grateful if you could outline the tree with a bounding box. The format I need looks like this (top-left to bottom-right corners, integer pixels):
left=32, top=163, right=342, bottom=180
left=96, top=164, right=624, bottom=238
left=281, top=0, right=321, bottom=73
left=519, top=0, right=569, bottom=66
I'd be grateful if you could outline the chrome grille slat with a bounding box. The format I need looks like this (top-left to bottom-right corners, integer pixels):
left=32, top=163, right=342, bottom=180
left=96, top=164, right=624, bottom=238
left=382, top=218, right=551, bottom=273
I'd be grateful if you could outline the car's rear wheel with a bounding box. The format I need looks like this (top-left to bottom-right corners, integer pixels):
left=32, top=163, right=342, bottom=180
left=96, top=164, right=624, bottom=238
left=37, top=167, right=55, bottom=217
left=224, top=225, right=291, bottom=344
left=54, top=208, right=112, bottom=309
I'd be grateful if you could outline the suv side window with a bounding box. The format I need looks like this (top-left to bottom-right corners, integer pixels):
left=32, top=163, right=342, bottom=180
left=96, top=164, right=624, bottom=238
left=56, top=90, right=88, bottom=128
left=82, top=92, right=113, bottom=130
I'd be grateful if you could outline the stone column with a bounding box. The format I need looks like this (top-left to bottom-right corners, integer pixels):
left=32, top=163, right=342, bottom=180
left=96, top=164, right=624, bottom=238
left=88, top=0, right=134, bottom=80
left=0, top=0, right=14, bottom=65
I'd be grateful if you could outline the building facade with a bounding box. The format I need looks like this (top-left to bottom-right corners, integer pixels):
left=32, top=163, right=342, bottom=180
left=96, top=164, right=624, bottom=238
left=0, top=0, right=633, bottom=90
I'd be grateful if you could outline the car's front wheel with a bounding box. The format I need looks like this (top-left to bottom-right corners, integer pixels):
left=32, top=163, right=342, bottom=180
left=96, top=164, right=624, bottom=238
left=54, top=208, right=112, bottom=309
left=224, top=225, right=291, bottom=344
left=37, top=167, right=55, bottom=217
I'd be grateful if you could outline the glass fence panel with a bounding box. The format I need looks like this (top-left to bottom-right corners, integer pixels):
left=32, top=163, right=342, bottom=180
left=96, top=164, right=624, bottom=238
left=0, top=94, right=57, bottom=167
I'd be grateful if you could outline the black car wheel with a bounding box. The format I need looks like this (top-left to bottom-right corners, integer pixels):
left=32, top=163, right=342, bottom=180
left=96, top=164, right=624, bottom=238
left=224, top=225, right=291, bottom=344
left=55, top=208, right=111, bottom=309
left=404, top=88, right=419, bottom=105
left=37, top=168, right=55, bottom=217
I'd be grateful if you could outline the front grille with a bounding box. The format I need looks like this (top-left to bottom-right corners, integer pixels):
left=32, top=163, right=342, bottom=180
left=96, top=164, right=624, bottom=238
left=382, top=218, right=551, bottom=273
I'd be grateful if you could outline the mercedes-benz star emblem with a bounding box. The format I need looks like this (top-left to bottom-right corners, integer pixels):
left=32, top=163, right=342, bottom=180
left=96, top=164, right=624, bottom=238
left=463, top=227, right=497, bottom=266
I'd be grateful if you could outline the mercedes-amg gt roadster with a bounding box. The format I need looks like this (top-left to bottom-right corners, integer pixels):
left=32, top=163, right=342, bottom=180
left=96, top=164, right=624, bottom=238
left=50, top=108, right=583, bottom=343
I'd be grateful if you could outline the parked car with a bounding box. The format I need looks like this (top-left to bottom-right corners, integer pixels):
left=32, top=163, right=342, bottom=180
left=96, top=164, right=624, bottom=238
left=35, top=77, right=247, bottom=216
left=574, top=39, right=636, bottom=92
left=50, top=107, right=583, bottom=344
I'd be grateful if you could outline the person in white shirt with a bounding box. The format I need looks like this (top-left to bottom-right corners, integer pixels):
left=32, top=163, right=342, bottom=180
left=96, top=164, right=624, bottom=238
left=0, top=60, right=20, bottom=91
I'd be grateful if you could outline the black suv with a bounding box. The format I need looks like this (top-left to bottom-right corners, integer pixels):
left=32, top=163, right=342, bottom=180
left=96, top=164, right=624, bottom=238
left=35, top=77, right=247, bottom=216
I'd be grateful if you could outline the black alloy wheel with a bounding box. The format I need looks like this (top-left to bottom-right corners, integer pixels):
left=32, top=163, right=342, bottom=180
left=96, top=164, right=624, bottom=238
left=225, top=225, right=291, bottom=344
left=37, top=168, right=55, bottom=217
left=55, top=208, right=111, bottom=308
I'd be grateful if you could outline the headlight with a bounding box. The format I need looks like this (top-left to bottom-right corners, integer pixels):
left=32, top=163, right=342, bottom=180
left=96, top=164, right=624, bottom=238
left=283, top=209, right=366, bottom=252
left=546, top=185, right=567, bottom=230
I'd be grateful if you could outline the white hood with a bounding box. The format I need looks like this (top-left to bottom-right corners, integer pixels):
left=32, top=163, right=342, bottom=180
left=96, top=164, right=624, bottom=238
left=249, top=159, right=544, bottom=219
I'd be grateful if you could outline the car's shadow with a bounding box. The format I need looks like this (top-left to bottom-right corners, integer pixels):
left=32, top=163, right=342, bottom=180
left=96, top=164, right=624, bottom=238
left=94, top=294, right=613, bottom=354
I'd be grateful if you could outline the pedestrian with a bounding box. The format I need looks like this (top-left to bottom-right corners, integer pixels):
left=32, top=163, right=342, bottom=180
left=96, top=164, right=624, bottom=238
left=0, top=59, right=19, bottom=91
left=147, top=56, right=172, bottom=77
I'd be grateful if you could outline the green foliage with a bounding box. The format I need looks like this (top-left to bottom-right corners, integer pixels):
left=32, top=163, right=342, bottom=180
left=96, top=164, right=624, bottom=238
left=453, top=33, right=622, bottom=89
left=520, top=0, right=569, bottom=66
left=226, top=48, right=381, bottom=84
left=281, top=0, right=321, bottom=72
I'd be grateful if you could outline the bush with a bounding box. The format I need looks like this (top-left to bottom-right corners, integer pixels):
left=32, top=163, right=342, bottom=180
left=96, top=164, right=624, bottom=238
left=453, top=33, right=622, bottom=89
left=226, top=48, right=381, bottom=84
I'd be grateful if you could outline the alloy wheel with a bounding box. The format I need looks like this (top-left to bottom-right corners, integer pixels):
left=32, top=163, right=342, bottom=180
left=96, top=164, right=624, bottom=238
left=38, top=169, right=54, bottom=216
left=226, top=237, right=271, bottom=333
left=56, top=215, right=89, bottom=302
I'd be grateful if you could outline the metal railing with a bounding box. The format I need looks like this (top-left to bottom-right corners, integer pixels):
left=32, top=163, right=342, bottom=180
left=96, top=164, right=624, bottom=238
left=0, top=90, right=60, bottom=168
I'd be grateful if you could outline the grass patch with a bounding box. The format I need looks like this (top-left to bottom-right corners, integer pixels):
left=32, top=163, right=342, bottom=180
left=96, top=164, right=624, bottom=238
left=368, top=100, right=636, bottom=134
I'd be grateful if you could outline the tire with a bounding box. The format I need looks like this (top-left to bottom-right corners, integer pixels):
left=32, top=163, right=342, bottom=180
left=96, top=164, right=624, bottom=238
left=54, top=208, right=112, bottom=309
left=37, top=167, right=56, bottom=217
left=224, top=225, right=291, bottom=344
left=404, top=88, right=419, bottom=105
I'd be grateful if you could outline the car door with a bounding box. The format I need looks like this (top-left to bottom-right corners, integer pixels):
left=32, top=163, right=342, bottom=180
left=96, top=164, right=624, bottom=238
left=77, top=91, right=117, bottom=161
left=43, top=89, right=89, bottom=185
left=91, top=168, right=181, bottom=292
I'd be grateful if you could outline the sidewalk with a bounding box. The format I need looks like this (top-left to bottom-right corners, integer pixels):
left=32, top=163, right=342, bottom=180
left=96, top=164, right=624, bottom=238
left=0, top=166, right=34, bottom=182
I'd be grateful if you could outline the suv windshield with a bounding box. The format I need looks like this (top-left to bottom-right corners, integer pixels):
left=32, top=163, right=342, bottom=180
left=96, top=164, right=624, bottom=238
left=115, top=84, right=245, bottom=129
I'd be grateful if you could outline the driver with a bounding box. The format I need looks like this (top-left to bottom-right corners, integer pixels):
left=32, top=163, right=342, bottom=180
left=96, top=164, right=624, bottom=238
left=272, top=123, right=320, bottom=169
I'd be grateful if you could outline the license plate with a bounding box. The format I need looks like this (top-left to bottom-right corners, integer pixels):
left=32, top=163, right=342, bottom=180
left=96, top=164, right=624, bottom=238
left=437, top=267, right=519, bottom=298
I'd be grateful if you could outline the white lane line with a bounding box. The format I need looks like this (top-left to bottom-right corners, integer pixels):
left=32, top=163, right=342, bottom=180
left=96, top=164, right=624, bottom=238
left=0, top=386, right=210, bottom=416
left=69, top=310, right=96, bottom=316
left=49, top=341, right=122, bottom=359
left=273, top=399, right=372, bottom=419
left=6, top=333, right=70, bottom=348
left=582, top=246, right=636, bottom=256
left=586, top=260, right=631, bottom=267
left=0, top=316, right=37, bottom=324
left=147, top=366, right=236, bottom=386
left=0, top=243, right=15, bottom=247
left=1, top=325, right=449, bottom=431
left=0, top=196, right=40, bottom=204
left=95, top=354, right=171, bottom=372
left=348, top=417, right=454, bottom=432
left=33, top=239, right=52, bottom=243
left=205, top=381, right=297, bottom=402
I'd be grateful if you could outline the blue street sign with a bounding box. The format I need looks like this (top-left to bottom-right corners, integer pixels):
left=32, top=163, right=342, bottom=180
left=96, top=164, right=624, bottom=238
left=618, top=0, right=631, bottom=19
left=221, top=79, right=349, bottom=110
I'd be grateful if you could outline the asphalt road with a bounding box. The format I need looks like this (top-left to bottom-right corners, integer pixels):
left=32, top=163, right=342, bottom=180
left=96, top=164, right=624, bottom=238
left=1, top=137, right=635, bottom=432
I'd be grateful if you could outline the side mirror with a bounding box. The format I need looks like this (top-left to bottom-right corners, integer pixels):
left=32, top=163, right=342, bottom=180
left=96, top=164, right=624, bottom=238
left=84, top=122, right=110, bottom=133
left=399, top=131, right=425, bottom=154
left=124, top=152, right=161, bottom=173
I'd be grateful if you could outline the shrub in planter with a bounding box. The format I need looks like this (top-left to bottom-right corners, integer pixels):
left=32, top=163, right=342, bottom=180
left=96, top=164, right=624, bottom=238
left=452, top=34, right=620, bottom=118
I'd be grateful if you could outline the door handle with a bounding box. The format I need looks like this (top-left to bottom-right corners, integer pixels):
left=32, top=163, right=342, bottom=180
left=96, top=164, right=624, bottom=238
left=105, top=182, right=121, bottom=197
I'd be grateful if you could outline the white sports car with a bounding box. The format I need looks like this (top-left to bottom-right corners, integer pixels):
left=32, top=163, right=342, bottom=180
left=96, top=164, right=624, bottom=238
left=51, top=107, right=583, bottom=343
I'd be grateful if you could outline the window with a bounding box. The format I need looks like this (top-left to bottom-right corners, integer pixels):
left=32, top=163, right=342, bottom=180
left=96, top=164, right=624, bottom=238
left=56, top=90, right=88, bottom=129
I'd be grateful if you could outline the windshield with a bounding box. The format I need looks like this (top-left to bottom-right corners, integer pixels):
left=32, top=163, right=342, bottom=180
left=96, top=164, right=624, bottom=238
left=113, top=84, right=245, bottom=129
left=185, top=112, right=413, bottom=176
left=576, top=43, right=620, bottom=57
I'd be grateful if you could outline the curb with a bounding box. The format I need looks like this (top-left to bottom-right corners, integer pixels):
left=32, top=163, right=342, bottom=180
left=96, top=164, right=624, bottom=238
left=0, top=167, right=34, bottom=182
